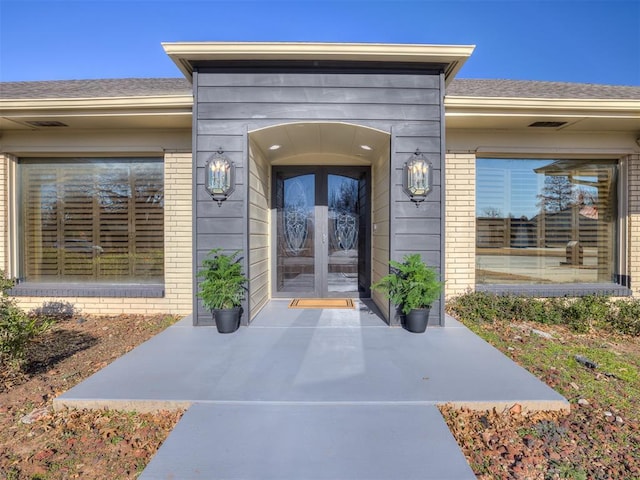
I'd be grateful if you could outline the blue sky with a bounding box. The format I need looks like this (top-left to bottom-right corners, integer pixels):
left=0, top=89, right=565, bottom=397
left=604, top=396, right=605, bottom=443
left=1, top=0, right=638, bottom=85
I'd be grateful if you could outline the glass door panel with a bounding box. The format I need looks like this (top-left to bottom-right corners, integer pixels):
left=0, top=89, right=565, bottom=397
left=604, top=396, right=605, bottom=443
left=275, top=173, right=316, bottom=293
left=273, top=167, right=369, bottom=297
left=327, top=174, right=360, bottom=293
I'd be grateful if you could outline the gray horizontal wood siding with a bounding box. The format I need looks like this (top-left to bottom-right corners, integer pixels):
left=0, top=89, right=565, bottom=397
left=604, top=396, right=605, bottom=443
left=197, top=104, right=440, bottom=122
left=390, top=117, right=444, bottom=326
left=197, top=73, right=440, bottom=89
left=192, top=66, right=445, bottom=326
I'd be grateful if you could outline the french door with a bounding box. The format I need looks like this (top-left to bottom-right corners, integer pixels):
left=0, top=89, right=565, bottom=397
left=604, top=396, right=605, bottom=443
left=272, top=166, right=370, bottom=298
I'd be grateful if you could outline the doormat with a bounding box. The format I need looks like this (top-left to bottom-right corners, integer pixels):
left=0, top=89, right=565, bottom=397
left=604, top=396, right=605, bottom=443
left=288, top=298, right=355, bottom=309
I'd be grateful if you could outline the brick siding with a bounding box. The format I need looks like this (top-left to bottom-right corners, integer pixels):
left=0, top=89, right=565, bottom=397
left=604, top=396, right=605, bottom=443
left=629, top=154, right=640, bottom=296
left=444, top=152, right=476, bottom=298
left=0, top=154, right=8, bottom=274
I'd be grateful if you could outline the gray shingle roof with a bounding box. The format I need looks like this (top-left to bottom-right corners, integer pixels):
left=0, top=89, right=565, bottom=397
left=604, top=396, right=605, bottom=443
left=447, top=79, right=640, bottom=99
left=0, top=78, right=192, bottom=99
left=1, top=77, right=638, bottom=100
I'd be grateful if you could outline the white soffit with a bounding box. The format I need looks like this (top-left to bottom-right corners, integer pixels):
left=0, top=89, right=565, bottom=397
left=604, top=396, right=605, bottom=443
left=162, top=42, right=475, bottom=84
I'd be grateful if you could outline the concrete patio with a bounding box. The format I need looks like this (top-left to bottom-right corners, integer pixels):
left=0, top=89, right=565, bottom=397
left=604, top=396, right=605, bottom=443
left=55, top=299, right=568, bottom=479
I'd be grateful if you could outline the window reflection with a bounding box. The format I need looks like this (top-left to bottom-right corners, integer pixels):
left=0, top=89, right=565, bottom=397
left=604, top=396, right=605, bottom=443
left=476, top=159, right=618, bottom=285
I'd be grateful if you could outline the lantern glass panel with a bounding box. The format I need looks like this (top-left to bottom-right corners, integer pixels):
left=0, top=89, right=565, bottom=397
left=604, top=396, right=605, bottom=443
left=207, top=158, right=231, bottom=195
left=405, top=157, right=431, bottom=197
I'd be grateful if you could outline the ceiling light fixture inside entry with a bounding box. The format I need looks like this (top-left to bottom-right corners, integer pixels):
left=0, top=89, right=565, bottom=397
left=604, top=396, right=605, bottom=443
left=269, top=144, right=281, bottom=150
left=360, top=145, right=372, bottom=151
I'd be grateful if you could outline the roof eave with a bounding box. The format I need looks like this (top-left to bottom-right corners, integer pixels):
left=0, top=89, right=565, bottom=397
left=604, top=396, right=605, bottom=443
left=0, top=94, right=194, bottom=113
left=162, top=41, right=475, bottom=84
left=445, top=95, right=640, bottom=117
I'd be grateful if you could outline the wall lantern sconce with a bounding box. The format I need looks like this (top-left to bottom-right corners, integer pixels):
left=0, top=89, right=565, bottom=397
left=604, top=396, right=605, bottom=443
left=403, top=149, right=432, bottom=205
left=205, top=149, right=235, bottom=207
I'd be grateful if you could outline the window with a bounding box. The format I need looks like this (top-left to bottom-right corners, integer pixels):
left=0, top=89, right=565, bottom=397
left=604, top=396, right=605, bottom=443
left=20, top=158, right=163, bottom=284
left=476, top=158, right=619, bottom=285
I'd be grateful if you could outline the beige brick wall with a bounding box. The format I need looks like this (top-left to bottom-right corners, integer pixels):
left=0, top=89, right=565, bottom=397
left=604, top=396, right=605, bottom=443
left=0, top=154, right=8, bottom=274
left=628, top=154, right=640, bottom=297
left=161, top=151, right=194, bottom=312
left=14, top=151, right=194, bottom=315
left=444, top=152, right=476, bottom=298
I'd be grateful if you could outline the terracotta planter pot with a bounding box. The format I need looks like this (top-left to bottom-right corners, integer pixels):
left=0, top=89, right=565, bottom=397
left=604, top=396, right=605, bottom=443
left=404, top=307, right=431, bottom=333
left=212, top=307, right=241, bottom=333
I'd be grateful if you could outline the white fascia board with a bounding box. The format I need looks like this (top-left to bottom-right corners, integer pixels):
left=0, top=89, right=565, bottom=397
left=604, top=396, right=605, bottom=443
left=445, top=95, right=640, bottom=117
left=0, top=95, right=194, bottom=113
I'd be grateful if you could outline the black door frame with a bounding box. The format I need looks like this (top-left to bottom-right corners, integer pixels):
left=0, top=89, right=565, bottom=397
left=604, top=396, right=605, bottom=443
left=271, top=166, right=371, bottom=298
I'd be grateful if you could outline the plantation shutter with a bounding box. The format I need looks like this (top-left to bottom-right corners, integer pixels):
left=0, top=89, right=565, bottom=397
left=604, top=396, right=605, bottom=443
left=97, top=164, right=131, bottom=278
left=132, top=163, right=164, bottom=278
left=23, top=167, right=59, bottom=279
left=21, top=159, right=164, bottom=283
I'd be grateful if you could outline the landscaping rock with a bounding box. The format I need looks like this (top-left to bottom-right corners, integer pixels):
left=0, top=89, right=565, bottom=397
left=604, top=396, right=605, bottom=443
left=20, top=407, right=49, bottom=424
left=531, top=328, right=554, bottom=339
left=575, top=355, right=598, bottom=369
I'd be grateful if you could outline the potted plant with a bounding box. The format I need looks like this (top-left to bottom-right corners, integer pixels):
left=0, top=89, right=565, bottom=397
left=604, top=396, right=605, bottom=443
left=371, top=253, right=444, bottom=333
left=197, top=248, right=248, bottom=333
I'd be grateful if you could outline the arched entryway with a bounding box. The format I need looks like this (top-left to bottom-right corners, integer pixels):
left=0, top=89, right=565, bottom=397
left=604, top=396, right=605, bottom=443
left=247, top=122, right=391, bottom=318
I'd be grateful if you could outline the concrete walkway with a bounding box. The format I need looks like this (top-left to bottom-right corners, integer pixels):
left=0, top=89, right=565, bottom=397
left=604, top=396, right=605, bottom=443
left=139, top=403, right=475, bottom=480
left=55, top=300, right=568, bottom=479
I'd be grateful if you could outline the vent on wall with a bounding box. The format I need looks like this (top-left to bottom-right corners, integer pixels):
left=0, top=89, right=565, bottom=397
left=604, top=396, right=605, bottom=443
left=528, top=121, right=567, bottom=128
left=26, top=121, right=68, bottom=127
